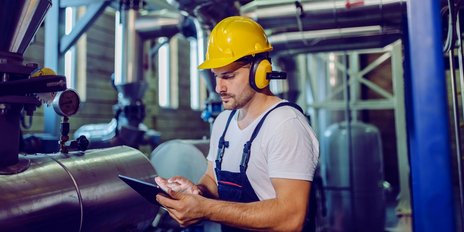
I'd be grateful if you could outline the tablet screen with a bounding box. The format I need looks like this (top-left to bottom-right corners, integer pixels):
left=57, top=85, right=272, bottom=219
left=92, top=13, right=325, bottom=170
left=118, top=174, right=168, bottom=205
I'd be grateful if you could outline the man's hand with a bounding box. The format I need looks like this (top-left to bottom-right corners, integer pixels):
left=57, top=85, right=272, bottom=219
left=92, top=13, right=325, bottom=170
left=156, top=187, right=207, bottom=227
left=155, top=176, right=202, bottom=195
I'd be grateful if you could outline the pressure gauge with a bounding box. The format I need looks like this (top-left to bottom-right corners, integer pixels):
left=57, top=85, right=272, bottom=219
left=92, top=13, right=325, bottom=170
left=52, top=89, right=80, bottom=117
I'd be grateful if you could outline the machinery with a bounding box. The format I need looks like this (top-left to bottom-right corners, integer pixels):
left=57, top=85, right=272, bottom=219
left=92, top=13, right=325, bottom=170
left=0, top=1, right=159, bottom=231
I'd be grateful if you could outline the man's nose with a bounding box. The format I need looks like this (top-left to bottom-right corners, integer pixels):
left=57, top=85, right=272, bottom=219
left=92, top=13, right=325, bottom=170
left=215, top=78, right=226, bottom=93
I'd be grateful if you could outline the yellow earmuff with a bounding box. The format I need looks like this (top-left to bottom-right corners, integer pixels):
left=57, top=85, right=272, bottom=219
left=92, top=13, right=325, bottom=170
left=249, top=57, right=272, bottom=91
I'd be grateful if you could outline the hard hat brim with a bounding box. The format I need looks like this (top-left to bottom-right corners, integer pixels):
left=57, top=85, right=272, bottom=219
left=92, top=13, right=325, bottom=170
left=198, top=57, right=238, bottom=70
left=198, top=47, right=273, bottom=70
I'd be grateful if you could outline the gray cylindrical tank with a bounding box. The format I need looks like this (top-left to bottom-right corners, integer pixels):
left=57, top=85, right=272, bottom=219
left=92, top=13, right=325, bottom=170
left=150, top=139, right=221, bottom=232
left=0, top=146, right=157, bottom=231
left=321, top=121, right=385, bottom=232
left=150, top=139, right=208, bottom=183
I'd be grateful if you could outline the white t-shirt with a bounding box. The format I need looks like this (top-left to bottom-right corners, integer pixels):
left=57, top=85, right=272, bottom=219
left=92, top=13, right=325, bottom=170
left=207, top=101, right=319, bottom=201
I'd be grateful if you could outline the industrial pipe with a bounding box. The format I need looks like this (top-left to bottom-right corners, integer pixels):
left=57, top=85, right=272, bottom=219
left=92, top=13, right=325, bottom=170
left=269, top=26, right=401, bottom=55
left=241, top=0, right=405, bottom=35
left=0, top=146, right=158, bottom=231
left=135, top=11, right=181, bottom=40
left=114, top=1, right=144, bottom=85
left=406, top=0, right=456, bottom=231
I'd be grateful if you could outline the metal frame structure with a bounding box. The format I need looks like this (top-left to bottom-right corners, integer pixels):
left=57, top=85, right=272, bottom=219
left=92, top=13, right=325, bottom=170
left=307, top=40, right=411, bottom=221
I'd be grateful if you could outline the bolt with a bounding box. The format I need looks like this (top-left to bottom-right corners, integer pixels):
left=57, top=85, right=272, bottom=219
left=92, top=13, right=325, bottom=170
left=26, top=63, right=38, bottom=68
left=0, top=104, right=7, bottom=115
left=2, top=73, right=8, bottom=82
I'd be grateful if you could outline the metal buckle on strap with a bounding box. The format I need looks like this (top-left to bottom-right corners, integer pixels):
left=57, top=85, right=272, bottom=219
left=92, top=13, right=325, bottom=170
left=240, top=141, right=252, bottom=173
left=216, top=137, right=229, bottom=169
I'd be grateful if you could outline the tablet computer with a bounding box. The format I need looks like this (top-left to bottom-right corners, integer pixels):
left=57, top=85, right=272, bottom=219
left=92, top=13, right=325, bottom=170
left=118, top=174, right=169, bottom=205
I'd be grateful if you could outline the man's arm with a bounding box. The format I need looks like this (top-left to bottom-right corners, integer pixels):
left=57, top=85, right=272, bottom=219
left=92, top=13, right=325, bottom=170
left=196, top=161, right=218, bottom=199
left=157, top=177, right=311, bottom=231
left=205, top=178, right=311, bottom=231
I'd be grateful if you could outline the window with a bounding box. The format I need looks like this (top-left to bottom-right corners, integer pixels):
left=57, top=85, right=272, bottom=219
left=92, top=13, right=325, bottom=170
left=64, top=7, right=76, bottom=88
left=64, top=6, right=87, bottom=101
left=158, top=37, right=179, bottom=108
left=189, top=38, right=206, bottom=110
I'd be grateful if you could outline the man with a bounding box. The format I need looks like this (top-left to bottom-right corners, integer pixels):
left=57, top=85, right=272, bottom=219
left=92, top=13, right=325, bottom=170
left=155, top=16, right=319, bottom=231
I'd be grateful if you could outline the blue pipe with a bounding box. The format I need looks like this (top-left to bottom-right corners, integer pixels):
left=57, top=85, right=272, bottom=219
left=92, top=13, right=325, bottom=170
left=406, top=0, right=456, bottom=231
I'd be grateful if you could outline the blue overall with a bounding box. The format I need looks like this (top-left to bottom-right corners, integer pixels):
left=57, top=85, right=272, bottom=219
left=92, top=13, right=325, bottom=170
left=214, top=102, right=303, bottom=232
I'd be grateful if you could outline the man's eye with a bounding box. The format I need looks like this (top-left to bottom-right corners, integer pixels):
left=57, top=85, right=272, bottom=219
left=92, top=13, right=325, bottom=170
left=223, top=74, right=235, bottom=79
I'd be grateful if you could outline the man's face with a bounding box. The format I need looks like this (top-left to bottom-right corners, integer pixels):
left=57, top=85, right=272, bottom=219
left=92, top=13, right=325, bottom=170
left=212, top=62, right=255, bottom=110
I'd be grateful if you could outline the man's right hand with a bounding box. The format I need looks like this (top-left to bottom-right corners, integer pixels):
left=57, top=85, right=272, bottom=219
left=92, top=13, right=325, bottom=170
left=155, top=176, right=202, bottom=195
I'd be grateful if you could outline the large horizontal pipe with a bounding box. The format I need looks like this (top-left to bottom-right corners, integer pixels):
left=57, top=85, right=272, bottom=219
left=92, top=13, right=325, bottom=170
left=269, top=26, right=402, bottom=55
left=241, top=0, right=405, bottom=35
left=135, top=11, right=181, bottom=40
left=0, top=146, right=157, bottom=231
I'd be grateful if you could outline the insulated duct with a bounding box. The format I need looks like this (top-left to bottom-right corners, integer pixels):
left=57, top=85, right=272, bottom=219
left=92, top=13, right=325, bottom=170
left=241, top=0, right=405, bottom=35
left=242, top=0, right=405, bottom=54
left=164, top=0, right=247, bottom=29
left=135, top=10, right=181, bottom=40
left=269, top=26, right=401, bottom=55
left=0, top=146, right=157, bottom=231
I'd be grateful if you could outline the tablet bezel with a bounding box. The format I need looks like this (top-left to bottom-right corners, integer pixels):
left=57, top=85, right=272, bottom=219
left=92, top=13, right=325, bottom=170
left=118, top=174, right=168, bottom=205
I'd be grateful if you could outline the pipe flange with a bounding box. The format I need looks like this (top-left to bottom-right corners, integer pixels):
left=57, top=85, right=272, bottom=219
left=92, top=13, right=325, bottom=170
left=119, top=0, right=145, bottom=10
left=0, top=157, right=30, bottom=175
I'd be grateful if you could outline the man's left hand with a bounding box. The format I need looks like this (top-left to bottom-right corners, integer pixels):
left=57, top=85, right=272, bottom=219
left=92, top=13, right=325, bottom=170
left=156, top=188, right=207, bottom=227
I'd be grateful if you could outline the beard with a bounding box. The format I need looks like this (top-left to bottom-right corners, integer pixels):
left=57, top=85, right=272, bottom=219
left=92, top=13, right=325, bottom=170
left=220, top=87, right=255, bottom=110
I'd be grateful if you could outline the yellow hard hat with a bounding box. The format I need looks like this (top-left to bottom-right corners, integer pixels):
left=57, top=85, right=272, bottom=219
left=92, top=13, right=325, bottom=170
left=198, top=16, right=272, bottom=69
left=31, top=67, right=57, bottom=77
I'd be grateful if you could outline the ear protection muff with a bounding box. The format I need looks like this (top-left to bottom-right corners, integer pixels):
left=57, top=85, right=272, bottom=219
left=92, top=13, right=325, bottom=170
left=249, top=56, right=272, bottom=91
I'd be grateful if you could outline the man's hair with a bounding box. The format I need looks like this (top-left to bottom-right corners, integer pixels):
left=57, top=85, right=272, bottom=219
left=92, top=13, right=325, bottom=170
left=235, top=53, right=270, bottom=65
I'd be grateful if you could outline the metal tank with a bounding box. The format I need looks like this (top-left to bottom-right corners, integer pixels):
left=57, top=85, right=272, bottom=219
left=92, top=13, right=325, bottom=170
left=0, top=146, right=158, bottom=231
left=321, top=121, right=385, bottom=232
left=150, top=139, right=208, bottom=183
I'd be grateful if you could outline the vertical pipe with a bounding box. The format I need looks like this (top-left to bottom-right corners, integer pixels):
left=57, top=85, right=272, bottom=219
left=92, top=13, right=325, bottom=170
left=342, top=53, right=356, bottom=230
left=114, top=6, right=143, bottom=85
left=459, top=14, right=464, bottom=122
left=44, top=0, right=63, bottom=137
left=455, top=14, right=464, bottom=230
left=406, top=0, right=456, bottom=231
left=449, top=44, right=464, bottom=231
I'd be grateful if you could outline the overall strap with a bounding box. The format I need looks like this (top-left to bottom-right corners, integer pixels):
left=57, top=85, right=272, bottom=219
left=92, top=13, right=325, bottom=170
left=216, top=110, right=237, bottom=170
left=240, top=102, right=304, bottom=173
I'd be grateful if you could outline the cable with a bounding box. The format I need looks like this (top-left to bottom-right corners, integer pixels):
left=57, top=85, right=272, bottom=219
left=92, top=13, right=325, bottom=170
left=443, top=0, right=458, bottom=53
